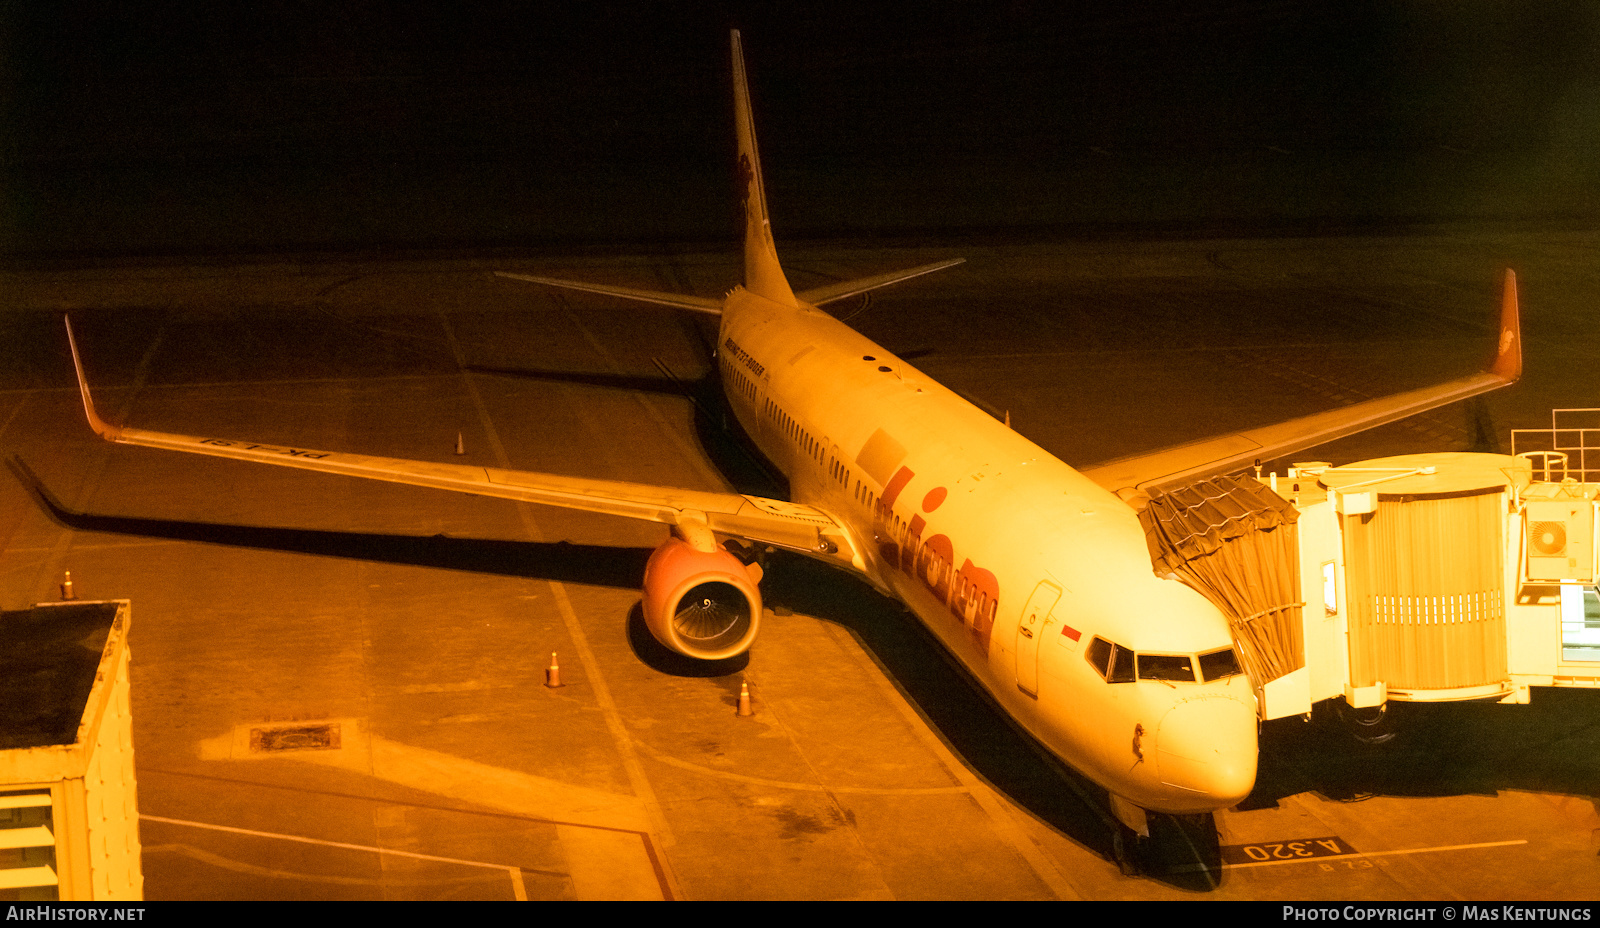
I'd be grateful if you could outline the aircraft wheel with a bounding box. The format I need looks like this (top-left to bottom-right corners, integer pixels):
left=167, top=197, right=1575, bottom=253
left=1144, top=811, right=1222, bottom=887
left=1111, top=824, right=1143, bottom=877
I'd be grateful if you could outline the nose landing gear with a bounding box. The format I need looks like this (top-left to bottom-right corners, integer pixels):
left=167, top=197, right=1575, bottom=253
left=1110, top=812, right=1223, bottom=886
left=1111, top=823, right=1144, bottom=877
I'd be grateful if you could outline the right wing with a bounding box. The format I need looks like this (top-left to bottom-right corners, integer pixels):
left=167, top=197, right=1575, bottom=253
left=1081, top=270, right=1523, bottom=502
left=65, top=319, right=863, bottom=571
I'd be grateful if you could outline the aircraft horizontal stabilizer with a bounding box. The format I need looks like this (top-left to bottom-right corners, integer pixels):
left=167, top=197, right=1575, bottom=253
left=1081, top=269, right=1523, bottom=503
left=796, top=258, right=966, bottom=306
left=64, top=317, right=864, bottom=569
left=494, top=272, right=724, bottom=315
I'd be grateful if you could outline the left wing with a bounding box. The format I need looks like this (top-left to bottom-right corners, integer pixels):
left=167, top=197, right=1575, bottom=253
left=1081, top=269, right=1522, bottom=502
left=64, top=319, right=863, bottom=570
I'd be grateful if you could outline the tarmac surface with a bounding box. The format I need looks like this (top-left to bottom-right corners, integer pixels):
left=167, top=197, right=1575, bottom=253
left=2, top=226, right=1599, bottom=899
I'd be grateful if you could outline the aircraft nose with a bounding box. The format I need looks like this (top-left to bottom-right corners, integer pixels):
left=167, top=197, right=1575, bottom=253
left=1155, top=697, right=1258, bottom=808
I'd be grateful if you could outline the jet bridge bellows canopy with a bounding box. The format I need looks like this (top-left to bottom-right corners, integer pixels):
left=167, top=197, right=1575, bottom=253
left=1139, top=475, right=1305, bottom=687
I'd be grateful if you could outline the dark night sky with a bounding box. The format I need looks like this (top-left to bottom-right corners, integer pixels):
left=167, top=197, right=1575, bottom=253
left=2, top=1, right=1597, bottom=256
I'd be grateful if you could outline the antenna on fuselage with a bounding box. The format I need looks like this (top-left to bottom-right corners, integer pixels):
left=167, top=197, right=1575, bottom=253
left=730, top=30, right=797, bottom=307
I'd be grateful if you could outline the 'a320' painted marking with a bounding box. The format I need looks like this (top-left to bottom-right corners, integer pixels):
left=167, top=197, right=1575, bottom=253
left=1220, top=836, right=1355, bottom=866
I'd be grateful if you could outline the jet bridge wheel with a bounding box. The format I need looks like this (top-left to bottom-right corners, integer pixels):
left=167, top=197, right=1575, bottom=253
left=1334, top=698, right=1398, bottom=745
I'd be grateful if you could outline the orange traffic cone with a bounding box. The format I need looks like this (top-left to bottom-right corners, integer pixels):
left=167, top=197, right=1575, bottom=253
left=546, top=653, right=562, bottom=688
left=60, top=571, right=76, bottom=601
left=454, top=432, right=466, bottom=455
left=737, top=681, right=753, bottom=717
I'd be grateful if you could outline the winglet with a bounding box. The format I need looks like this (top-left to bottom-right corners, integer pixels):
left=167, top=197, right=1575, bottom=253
left=730, top=30, right=797, bottom=307
left=1490, top=268, right=1521, bottom=381
left=64, top=317, right=122, bottom=441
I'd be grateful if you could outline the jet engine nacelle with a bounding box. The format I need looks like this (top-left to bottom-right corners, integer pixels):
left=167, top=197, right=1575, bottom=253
left=641, top=535, right=763, bottom=661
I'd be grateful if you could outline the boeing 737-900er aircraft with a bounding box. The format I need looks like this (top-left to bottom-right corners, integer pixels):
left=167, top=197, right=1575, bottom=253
left=66, top=31, right=1521, bottom=858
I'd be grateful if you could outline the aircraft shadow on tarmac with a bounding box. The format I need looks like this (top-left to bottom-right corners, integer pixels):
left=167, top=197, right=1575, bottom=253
left=1251, top=689, right=1600, bottom=812
left=464, top=350, right=789, bottom=502
left=8, top=457, right=656, bottom=591
left=467, top=356, right=790, bottom=493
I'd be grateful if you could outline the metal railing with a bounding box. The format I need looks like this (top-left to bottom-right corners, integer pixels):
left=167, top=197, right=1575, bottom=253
left=1511, top=409, right=1600, bottom=483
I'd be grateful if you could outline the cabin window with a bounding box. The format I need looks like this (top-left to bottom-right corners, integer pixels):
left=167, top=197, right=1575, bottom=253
left=1137, top=653, right=1196, bottom=683
left=1198, top=647, right=1243, bottom=681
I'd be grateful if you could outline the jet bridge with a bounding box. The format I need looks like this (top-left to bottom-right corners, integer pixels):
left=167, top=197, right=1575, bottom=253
left=1142, top=411, right=1600, bottom=721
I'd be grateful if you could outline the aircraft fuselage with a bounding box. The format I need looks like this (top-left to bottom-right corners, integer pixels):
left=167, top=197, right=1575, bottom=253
left=716, top=286, right=1259, bottom=816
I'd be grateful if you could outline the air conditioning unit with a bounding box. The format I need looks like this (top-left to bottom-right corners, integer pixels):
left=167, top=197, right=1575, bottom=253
left=1525, top=499, right=1595, bottom=581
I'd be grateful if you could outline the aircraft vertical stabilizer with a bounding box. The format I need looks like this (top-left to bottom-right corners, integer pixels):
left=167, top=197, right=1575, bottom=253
left=731, top=30, right=797, bottom=307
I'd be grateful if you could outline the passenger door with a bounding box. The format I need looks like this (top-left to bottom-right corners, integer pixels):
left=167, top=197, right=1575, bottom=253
left=1016, top=580, right=1062, bottom=697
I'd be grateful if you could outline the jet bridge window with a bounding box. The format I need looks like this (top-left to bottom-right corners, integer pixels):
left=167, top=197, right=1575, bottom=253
left=1559, top=587, right=1600, bottom=662
left=1198, top=647, right=1243, bottom=681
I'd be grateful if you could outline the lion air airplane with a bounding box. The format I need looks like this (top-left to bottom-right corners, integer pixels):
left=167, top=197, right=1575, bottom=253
left=66, top=31, right=1520, bottom=846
